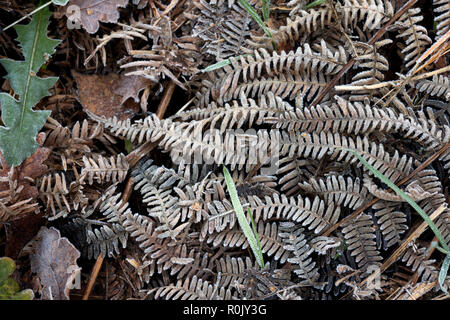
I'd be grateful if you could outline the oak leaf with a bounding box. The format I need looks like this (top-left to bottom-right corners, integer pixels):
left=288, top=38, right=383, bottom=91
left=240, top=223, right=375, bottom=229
left=73, top=72, right=145, bottom=120
left=68, top=0, right=129, bottom=34
left=28, top=227, right=81, bottom=300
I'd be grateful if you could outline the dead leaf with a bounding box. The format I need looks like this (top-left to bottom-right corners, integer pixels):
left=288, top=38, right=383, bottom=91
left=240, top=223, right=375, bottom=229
left=28, top=227, right=81, bottom=300
left=113, top=75, right=151, bottom=104
left=0, top=132, right=51, bottom=201
left=73, top=72, right=141, bottom=120
left=68, top=0, right=129, bottom=34
left=5, top=213, right=45, bottom=259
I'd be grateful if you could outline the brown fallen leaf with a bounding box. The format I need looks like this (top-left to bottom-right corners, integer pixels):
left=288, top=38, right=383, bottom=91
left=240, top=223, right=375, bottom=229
left=0, top=132, right=51, bottom=201
left=73, top=72, right=143, bottom=120
left=5, top=213, right=45, bottom=259
left=28, top=227, right=81, bottom=300
left=67, top=0, right=129, bottom=34
left=113, top=75, right=152, bottom=105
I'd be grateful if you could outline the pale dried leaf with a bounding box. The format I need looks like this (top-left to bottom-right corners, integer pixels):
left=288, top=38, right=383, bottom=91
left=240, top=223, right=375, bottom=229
left=68, top=0, right=129, bottom=34
left=29, top=227, right=81, bottom=300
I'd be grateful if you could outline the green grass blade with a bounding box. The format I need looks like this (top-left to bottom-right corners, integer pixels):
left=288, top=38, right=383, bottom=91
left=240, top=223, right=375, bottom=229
left=439, top=253, right=450, bottom=295
left=248, top=208, right=264, bottom=268
left=346, top=149, right=450, bottom=293
left=223, top=165, right=265, bottom=268
left=262, top=0, right=270, bottom=21
left=201, top=54, right=251, bottom=73
left=306, top=0, right=326, bottom=9
left=238, top=0, right=272, bottom=38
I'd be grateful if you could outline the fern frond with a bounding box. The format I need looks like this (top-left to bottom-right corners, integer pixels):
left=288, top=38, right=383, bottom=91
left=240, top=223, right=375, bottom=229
left=86, top=223, right=128, bottom=259
left=337, top=0, right=394, bottom=31
left=206, top=221, right=290, bottom=262
left=246, top=8, right=335, bottom=50
left=193, top=0, right=252, bottom=59
left=415, top=75, right=450, bottom=101
left=266, top=96, right=449, bottom=150
left=199, top=72, right=331, bottom=107
left=279, top=131, right=413, bottom=182
left=197, top=45, right=341, bottom=107
left=363, top=175, right=437, bottom=202
left=215, top=255, right=256, bottom=287
left=395, top=8, right=432, bottom=69
left=275, top=157, right=317, bottom=196
left=151, top=275, right=235, bottom=300
left=120, top=211, right=200, bottom=276
left=0, top=170, right=38, bottom=222
left=278, top=222, right=321, bottom=287
left=402, top=245, right=437, bottom=279
left=372, top=200, right=408, bottom=248
left=175, top=93, right=290, bottom=130
left=341, top=213, right=382, bottom=273
left=298, top=175, right=368, bottom=209
left=203, top=193, right=340, bottom=237
left=310, top=236, right=342, bottom=255
left=80, top=153, right=129, bottom=185
left=38, top=173, right=70, bottom=219
left=434, top=0, right=450, bottom=40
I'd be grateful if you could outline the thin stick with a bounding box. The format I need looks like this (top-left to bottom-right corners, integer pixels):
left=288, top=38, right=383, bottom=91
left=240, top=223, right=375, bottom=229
left=322, top=142, right=450, bottom=236
left=82, top=255, right=104, bottom=300
left=310, top=0, right=418, bottom=106
left=157, top=80, right=177, bottom=119
left=335, top=65, right=450, bottom=91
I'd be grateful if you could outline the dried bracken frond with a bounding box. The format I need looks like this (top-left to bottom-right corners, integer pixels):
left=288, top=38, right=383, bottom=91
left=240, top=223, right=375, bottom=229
left=347, top=39, right=392, bottom=101
left=196, top=43, right=346, bottom=106
left=310, top=236, right=342, bottom=255
left=248, top=1, right=393, bottom=50
left=38, top=172, right=89, bottom=220
left=278, top=131, right=413, bottom=183
left=372, top=200, right=408, bottom=248
left=338, top=0, right=394, bottom=31
left=150, top=275, right=235, bottom=300
left=193, top=0, right=253, bottom=59
left=215, top=255, right=256, bottom=288
left=299, top=175, right=368, bottom=209
left=120, top=16, right=202, bottom=89
left=0, top=170, right=39, bottom=222
left=86, top=223, right=128, bottom=259
left=341, top=213, right=382, bottom=273
left=395, top=8, right=432, bottom=69
left=433, top=0, right=450, bottom=40
left=206, top=221, right=290, bottom=262
left=246, top=8, right=336, bottom=50
left=203, top=193, right=340, bottom=237
left=278, top=222, right=321, bottom=287
left=80, top=153, right=129, bottom=185
left=265, top=96, right=450, bottom=150
left=363, top=176, right=436, bottom=202
left=415, top=75, right=450, bottom=101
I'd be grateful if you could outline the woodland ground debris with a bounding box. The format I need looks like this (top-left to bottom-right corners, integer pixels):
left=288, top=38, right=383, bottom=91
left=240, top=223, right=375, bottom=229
left=0, top=0, right=449, bottom=300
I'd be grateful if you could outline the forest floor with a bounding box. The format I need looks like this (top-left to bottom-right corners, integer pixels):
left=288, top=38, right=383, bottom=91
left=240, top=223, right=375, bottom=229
left=0, top=0, right=449, bottom=301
